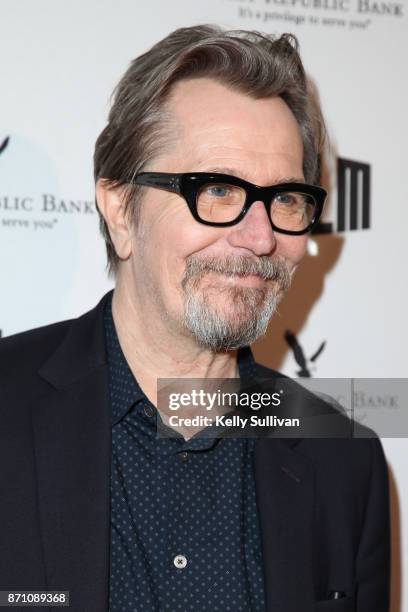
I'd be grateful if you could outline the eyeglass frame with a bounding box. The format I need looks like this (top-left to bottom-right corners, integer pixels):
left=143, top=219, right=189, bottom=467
left=131, top=171, right=327, bottom=235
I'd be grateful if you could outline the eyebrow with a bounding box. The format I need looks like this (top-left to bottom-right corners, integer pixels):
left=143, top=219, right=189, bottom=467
left=204, top=166, right=306, bottom=185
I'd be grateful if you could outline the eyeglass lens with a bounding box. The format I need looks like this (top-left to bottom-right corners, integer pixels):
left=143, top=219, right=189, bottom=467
left=196, top=182, right=317, bottom=230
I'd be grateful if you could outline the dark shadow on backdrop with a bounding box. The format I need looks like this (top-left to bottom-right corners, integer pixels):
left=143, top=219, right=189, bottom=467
left=253, top=231, right=343, bottom=371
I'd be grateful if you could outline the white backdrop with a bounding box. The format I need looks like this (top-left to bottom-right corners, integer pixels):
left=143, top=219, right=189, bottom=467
left=1, top=1, right=406, bottom=609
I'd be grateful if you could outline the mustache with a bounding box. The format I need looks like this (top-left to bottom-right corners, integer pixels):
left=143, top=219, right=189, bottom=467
left=182, top=254, right=292, bottom=291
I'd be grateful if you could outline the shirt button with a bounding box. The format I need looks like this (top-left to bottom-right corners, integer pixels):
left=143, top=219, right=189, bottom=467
left=143, top=404, right=155, bottom=418
left=179, top=451, right=188, bottom=462
left=173, top=554, right=187, bottom=569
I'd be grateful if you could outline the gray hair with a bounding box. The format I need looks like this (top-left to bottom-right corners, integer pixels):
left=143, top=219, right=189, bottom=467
left=94, top=25, right=326, bottom=277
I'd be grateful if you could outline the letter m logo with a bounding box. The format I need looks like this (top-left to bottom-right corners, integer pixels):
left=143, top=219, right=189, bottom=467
left=337, top=158, right=370, bottom=231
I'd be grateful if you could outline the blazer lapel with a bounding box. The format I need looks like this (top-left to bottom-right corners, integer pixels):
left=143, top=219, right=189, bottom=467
left=254, top=437, right=315, bottom=612
left=31, top=292, right=113, bottom=611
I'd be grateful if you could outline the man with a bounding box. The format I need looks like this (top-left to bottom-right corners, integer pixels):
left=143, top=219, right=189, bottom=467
left=0, top=25, right=389, bottom=612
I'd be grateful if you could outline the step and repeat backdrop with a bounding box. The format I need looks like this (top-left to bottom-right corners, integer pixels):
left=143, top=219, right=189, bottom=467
left=1, top=0, right=407, bottom=609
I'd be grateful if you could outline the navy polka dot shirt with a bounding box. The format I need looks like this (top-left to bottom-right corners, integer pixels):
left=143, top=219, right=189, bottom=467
left=104, top=291, right=266, bottom=611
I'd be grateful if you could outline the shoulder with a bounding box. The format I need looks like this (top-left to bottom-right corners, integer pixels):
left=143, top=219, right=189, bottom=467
left=298, top=435, right=385, bottom=471
left=0, top=291, right=112, bottom=381
left=251, top=356, right=384, bottom=459
left=0, top=319, right=73, bottom=380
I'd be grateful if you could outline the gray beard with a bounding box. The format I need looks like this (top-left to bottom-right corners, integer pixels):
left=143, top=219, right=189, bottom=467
left=181, top=254, right=292, bottom=351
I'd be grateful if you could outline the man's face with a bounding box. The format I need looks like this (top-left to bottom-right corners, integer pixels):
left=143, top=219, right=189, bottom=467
left=129, top=78, right=307, bottom=350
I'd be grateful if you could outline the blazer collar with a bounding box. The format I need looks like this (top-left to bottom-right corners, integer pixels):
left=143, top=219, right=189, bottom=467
left=38, top=290, right=112, bottom=390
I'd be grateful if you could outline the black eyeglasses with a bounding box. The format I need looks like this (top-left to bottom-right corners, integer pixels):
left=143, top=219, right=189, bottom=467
left=132, top=172, right=327, bottom=235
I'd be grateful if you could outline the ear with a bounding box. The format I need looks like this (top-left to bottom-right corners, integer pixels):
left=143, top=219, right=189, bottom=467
left=96, top=179, right=132, bottom=261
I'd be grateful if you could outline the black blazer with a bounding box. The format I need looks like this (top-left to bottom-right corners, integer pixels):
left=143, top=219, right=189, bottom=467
left=0, top=291, right=390, bottom=612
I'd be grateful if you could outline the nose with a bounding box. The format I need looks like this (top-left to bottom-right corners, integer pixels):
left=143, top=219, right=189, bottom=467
left=227, top=200, right=277, bottom=256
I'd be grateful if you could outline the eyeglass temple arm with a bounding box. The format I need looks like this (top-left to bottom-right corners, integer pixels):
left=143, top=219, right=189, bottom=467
left=133, top=172, right=181, bottom=193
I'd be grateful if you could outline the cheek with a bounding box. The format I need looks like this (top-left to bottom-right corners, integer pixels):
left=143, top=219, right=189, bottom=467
left=150, top=212, right=224, bottom=287
left=146, top=193, right=218, bottom=254
left=276, top=234, right=307, bottom=267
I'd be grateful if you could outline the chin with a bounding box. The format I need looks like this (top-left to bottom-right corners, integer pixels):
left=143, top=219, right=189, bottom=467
left=214, top=285, right=270, bottom=307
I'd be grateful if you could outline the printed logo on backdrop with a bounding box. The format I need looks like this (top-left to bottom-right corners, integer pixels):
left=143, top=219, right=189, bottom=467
left=0, top=135, right=95, bottom=233
left=231, top=0, right=404, bottom=30
left=313, top=157, right=371, bottom=234
left=282, top=331, right=405, bottom=434
left=284, top=330, right=326, bottom=377
left=0, top=136, right=9, bottom=156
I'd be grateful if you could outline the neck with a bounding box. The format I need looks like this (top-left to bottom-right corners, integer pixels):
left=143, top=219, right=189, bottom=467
left=111, top=275, right=240, bottom=408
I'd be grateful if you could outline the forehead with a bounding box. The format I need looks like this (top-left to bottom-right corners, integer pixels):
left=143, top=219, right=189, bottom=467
left=162, top=77, right=304, bottom=180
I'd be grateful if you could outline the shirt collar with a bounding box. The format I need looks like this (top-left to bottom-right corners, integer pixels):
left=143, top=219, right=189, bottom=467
left=104, top=291, right=145, bottom=426
left=104, top=290, right=259, bottom=428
